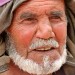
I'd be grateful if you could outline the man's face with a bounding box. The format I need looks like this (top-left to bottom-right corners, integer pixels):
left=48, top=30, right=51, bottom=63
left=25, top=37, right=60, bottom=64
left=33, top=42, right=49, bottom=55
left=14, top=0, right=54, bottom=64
left=6, top=0, right=67, bottom=74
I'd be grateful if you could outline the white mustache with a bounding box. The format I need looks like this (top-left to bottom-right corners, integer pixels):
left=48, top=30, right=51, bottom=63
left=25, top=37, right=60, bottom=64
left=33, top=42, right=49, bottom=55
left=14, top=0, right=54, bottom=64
left=29, top=38, right=59, bottom=50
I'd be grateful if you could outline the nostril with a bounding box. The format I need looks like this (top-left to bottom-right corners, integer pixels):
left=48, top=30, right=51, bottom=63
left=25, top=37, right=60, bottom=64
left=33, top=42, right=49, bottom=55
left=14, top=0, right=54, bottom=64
left=35, top=31, right=55, bottom=39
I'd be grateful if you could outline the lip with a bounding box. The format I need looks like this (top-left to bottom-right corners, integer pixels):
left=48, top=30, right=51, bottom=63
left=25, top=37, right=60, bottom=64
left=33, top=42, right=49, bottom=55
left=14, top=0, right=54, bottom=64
left=28, top=48, right=59, bottom=58
left=34, top=47, right=55, bottom=51
left=28, top=46, right=58, bottom=53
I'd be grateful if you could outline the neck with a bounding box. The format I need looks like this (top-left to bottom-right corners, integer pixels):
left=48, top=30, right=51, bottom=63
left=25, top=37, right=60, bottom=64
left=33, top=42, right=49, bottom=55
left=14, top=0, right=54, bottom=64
left=6, top=60, right=52, bottom=75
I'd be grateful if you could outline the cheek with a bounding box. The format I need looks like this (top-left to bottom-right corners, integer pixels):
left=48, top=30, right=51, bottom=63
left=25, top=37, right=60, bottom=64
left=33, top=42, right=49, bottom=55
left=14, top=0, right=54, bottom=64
left=53, top=24, right=67, bottom=44
left=8, top=25, right=36, bottom=47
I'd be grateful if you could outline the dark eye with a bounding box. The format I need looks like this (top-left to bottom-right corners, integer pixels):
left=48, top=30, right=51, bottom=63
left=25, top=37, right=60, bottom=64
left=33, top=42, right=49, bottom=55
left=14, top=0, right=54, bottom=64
left=25, top=17, right=36, bottom=21
left=50, top=15, right=61, bottom=20
left=51, top=15, right=60, bottom=19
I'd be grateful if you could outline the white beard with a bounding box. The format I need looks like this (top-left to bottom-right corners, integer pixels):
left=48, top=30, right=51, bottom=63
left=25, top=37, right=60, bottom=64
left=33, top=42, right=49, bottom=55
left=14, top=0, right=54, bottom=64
left=6, top=37, right=67, bottom=75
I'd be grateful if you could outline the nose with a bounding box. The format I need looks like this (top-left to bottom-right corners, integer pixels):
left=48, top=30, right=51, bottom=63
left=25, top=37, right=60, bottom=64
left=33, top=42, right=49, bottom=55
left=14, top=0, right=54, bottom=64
left=35, top=17, right=55, bottom=39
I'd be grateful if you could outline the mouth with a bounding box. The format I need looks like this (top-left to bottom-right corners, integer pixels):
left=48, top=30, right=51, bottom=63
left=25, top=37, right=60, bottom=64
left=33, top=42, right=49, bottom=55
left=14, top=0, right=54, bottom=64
left=28, top=46, right=58, bottom=53
left=35, top=47, right=55, bottom=51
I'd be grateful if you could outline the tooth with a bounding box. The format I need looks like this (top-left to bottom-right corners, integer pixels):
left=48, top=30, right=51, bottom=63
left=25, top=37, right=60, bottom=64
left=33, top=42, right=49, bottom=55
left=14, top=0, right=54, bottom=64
left=45, top=48, right=49, bottom=50
left=36, top=47, right=51, bottom=51
left=45, top=47, right=51, bottom=50
left=37, top=48, right=43, bottom=50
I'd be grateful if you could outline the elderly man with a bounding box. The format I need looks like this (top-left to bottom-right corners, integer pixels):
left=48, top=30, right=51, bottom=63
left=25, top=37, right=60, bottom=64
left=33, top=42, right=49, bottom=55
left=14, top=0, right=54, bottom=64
left=0, top=0, right=75, bottom=75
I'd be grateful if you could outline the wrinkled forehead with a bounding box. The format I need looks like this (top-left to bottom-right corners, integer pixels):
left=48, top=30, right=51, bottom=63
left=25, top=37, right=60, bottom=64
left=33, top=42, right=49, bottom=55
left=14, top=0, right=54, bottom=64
left=14, top=0, right=65, bottom=14
left=19, top=0, right=65, bottom=7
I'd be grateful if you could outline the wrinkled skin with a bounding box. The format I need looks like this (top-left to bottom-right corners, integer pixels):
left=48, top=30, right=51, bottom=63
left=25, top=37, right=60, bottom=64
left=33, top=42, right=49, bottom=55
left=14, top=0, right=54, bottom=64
left=6, top=0, right=67, bottom=75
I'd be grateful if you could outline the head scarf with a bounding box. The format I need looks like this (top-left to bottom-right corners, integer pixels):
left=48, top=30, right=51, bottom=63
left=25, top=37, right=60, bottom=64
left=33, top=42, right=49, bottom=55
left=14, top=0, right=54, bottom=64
left=65, top=0, right=75, bottom=66
left=0, top=0, right=75, bottom=73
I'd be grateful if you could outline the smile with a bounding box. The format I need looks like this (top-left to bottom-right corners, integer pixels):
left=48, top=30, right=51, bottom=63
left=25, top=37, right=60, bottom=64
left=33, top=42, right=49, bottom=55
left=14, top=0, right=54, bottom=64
left=28, top=45, right=58, bottom=53
left=34, top=46, right=55, bottom=51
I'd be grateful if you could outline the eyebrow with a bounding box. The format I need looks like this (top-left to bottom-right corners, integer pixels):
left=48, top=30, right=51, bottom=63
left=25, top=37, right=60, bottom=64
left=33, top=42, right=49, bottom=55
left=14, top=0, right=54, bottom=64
left=20, top=12, right=37, bottom=19
left=49, top=11, right=63, bottom=16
